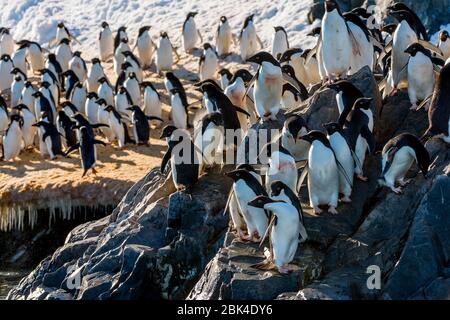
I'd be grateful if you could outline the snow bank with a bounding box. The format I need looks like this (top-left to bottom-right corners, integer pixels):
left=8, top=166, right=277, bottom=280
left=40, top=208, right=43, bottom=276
left=0, top=0, right=317, bottom=59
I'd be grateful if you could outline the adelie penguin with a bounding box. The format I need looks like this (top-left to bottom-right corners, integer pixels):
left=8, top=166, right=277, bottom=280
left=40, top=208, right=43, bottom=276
left=63, top=69, right=80, bottom=100
left=141, top=81, right=162, bottom=127
left=2, top=115, right=24, bottom=161
left=135, top=26, right=155, bottom=68
left=327, top=79, right=364, bottom=124
left=239, top=14, right=262, bottom=62
left=218, top=68, right=232, bottom=90
left=87, top=58, right=105, bottom=92
left=404, top=43, right=442, bottom=111
left=323, top=122, right=354, bottom=203
left=69, top=51, right=88, bottom=83
left=32, top=91, right=54, bottom=124
left=96, top=99, right=115, bottom=142
left=114, top=38, right=131, bottom=77
left=169, top=87, right=190, bottom=130
left=12, top=42, right=28, bottom=75
left=126, top=105, right=162, bottom=145
left=114, top=26, right=128, bottom=53
left=379, top=133, right=430, bottom=194
left=438, top=30, right=450, bottom=61
left=97, top=77, right=114, bottom=107
left=272, top=26, right=289, bottom=61
left=55, top=38, right=73, bottom=72
left=39, top=81, right=57, bottom=116
left=199, top=43, right=218, bottom=81
left=0, top=96, right=9, bottom=133
left=85, top=92, right=100, bottom=124
left=280, top=64, right=309, bottom=101
left=11, top=74, right=25, bottom=109
left=122, top=50, right=143, bottom=83
left=0, top=54, right=13, bottom=92
left=423, top=62, right=450, bottom=143
left=297, top=130, right=341, bottom=215
left=13, top=104, right=36, bottom=149
left=21, top=81, right=36, bottom=116
left=33, top=120, right=64, bottom=160
left=342, top=97, right=375, bottom=181
left=0, top=28, right=14, bottom=56
left=70, top=82, right=87, bottom=114
left=56, top=110, right=77, bottom=149
left=99, top=21, right=114, bottom=62
left=160, top=126, right=200, bottom=195
left=46, top=53, right=64, bottom=86
left=115, top=86, right=133, bottom=121
left=156, top=32, right=179, bottom=74
left=225, top=169, right=269, bottom=242
left=224, top=69, right=253, bottom=131
left=182, top=12, right=202, bottom=54
left=247, top=196, right=300, bottom=274
left=124, top=72, right=140, bottom=106
left=103, top=105, right=134, bottom=149
left=269, top=180, right=308, bottom=243
left=194, top=112, right=224, bottom=172
left=281, top=114, right=310, bottom=161
left=215, top=16, right=232, bottom=58
left=65, top=126, right=107, bottom=177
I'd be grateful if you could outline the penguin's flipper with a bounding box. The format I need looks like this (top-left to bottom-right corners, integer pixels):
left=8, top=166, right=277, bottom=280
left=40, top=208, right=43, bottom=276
left=334, top=155, right=353, bottom=188
left=361, top=126, right=375, bottom=154
left=123, top=123, right=135, bottom=144
left=350, top=148, right=363, bottom=174
left=160, top=144, right=174, bottom=173
left=93, top=139, right=107, bottom=146
left=256, top=35, right=264, bottom=50
left=416, top=95, right=433, bottom=111
left=431, top=56, right=445, bottom=67
left=64, top=143, right=80, bottom=157
left=48, top=36, right=57, bottom=48
left=259, top=214, right=276, bottom=248
left=243, top=68, right=259, bottom=101
left=222, top=188, right=235, bottom=216
left=234, top=105, right=251, bottom=117
left=297, top=164, right=308, bottom=193
left=92, top=123, right=110, bottom=129
left=146, top=116, right=163, bottom=122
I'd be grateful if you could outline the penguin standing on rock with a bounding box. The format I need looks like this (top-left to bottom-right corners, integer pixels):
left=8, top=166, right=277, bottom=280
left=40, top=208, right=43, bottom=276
left=272, top=26, right=289, bottom=60
left=99, top=22, right=114, bottom=62
left=194, top=111, right=224, bottom=172
left=33, top=120, right=64, bottom=159
left=239, top=15, right=262, bottom=61
left=160, top=126, right=200, bottom=194
left=156, top=32, right=179, bottom=74
left=247, top=196, right=300, bottom=274
left=224, top=69, right=253, bottom=131
left=2, top=115, right=23, bottom=161
left=379, top=133, right=430, bottom=194
left=135, top=26, right=155, bottom=68
left=225, top=169, right=269, bottom=242
left=182, top=12, right=202, bottom=54
left=423, top=62, right=450, bottom=143
left=65, top=126, right=106, bottom=177
left=127, top=105, right=162, bottom=145
left=215, top=16, right=232, bottom=58
left=327, top=80, right=364, bottom=123
left=297, top=130, right=340, bottom=215
left=281, top=115, right=310, bottom=161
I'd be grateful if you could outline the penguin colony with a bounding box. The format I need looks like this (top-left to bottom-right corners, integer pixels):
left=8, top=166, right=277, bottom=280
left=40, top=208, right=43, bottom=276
left=0, top=1, right=447, bottom=274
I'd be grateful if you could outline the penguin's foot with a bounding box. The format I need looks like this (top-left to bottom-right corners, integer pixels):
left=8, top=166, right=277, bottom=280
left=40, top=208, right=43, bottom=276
left=91, top=167, right=98, bottom=175
left=277, top=265, right=290, bottom=274
left=357, top=175, right=368, bottom=182
left=328, top=206, right=338, bottom=215
left=398, top=178, right=411, bottom=187
left=313, top=206, right=323, bottom=215
left=339, top=195, right=351, bottom=203
left=390, top=186, right=403, bottom=194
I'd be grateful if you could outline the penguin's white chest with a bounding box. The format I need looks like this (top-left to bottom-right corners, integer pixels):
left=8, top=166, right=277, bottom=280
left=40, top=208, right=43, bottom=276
left=143, top=87, right=161, bottom=117
left=86, top=100, right=99, bottom=124
left=138, top=33, right=154, bottom=65
left=240, top=23, right=258, bottom=60
left=0, top=61, right=13, bottom=91
left=407, top=52, right=434, bottom=101
left=254, top=63, right=282, bottom=116
left=382, top=146, right=416, bottom=184
left=156, top=38, right=173, bottom=72
left=171, top=94, right=187, bottom=129
left=216, top=22, right=232, bottom=56
left=225, top=78, right=246, bottom=107
left=183, top=18, right=198, bottom=51
left=272, top=31, right=288, bottom=59
left=3, top=124, right=23, bottom=160
left=200, top=49, right=218, bottom=81
left=392, top=21, right=417, bottom=85
left=99, top=28, right=114, bottom=61
left=266, top=152, right=297, bottom=192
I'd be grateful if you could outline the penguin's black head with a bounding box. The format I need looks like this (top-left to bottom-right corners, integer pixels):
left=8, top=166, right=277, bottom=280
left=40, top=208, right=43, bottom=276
left=14, top=75, right=22, bottom=82
left=284, top=115, right=307, bottom=142
left=187, top=12, right=198, bottom=18
left=165, top=71, right=175, bottom=80
left=120, top=37, right=129, bottom=44
left=298, top=130, right=327, bottom=144
left=203, top=42, right=213, bottom=51
left=139, top=26, right=151, bottom=36
left=353, top=97, right=373, bottom=110
left=57, top=22, right=65, bottom=28
left=97, top=77, right=108, bottom=84
left=48, top=53, right=57, bottom=61
left=121, top=61, right=132, bottom=70
left=24, top=81, right=33, bottom=88
left=236, top=163, right=257, bottom=173
left=41, top=81, right=51, bottom=88
left=324, top=0, right=339, bottom=13
left=247, top=51, right=279, bottom=66
left=11, top=114, right=24, bottom=128
left=87, top=92, right=98, bottom=99
left=270, top=180, right=289, bottom=197
left=1, top=54, right=11, bottom=61
left=218, top=68, right=232, bottom=78
left=128, top=72, right=136, bottom=79
left=95, top=98, right=107, bottom=106
left=91, top=57, right=101, bottom=64
left=220, top=16, right=227, bottom=23
left=160, top=31, right=168, bottom=38
left=279, top=48, right=303, bottom=63
left=73, top=51, right=81, bottom=57
left=281, top=64, right=296, bottom=78
left=104, top=105, right=114, bottom=112
left=118, top=26, right=127, bottom=33
left=195, top=81, right=220, bottom=95
left=71, top=113, right=88, bottom=124
left=274, top=26, right=286, bottom=33
left=101, top=21, right=109, bottom=28
left=121, top=50, right=132, bottom=57
left=404, top=43, right=427, bottom=56
left=75, top=82, right=83, bottom=88
left=225, top=169, right=251, bottom=182
left=118, top=86, right=126, bottom=94
left=126, top=105, right=140, bottom=112
left=10, top=68, right=22, bottom=75
left=387, top=3, right=412, bottom=13
left=381, top=23, right=398, bottom=35
left=322, top=122, right=341, bottom=135
left=351, top=7, right=371, bottom=19
left=32, top=120, right=50, bottom=128
left=307, top=27, right=321, bottom=37
left=326, top=79, right=354, bottom=92
left=230, top=69, right=253, bottom=83
left=59, top=38, right=71, bottom=45
left=440, top=30, right=449, bottom=42
left=79, top=126, right=89, bottom=136
left=204, top=112, right=223, bottom=127
left=0, top=28, right=10, bottom=35
left=32, top=91, right=43, bottom=98
left=62, top=69, right=76, bottom=78
left=248, top=196, right=277, bottom=209
left=13, top=104, right=28, bottom=112
left=387, top=9, right=413, bottom=24
left=160, top=125, right=177, bottom=139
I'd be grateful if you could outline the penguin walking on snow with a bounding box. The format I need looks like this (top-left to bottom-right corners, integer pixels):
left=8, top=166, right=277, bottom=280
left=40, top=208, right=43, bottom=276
left=135, top=26, right=155, bottom=68
left=247, top=196, right=300, bottom=274
left=297, top=130, right=340, bottom=215
left=141, top=81, right=162, bottom=127
left=69, top=51, right=87, bottom=83
left=156, top=32, right=179, bottom=74
left=2, top=115, right=23, bottom=161
left=239, top=15, right=262, bottom=62
left=215, top=16, right=232, bottom=58
left=0, top=28, right=14, bottom=56
left=323, top=122, right=354, bottom=203
left=0, top=54, right=14, bottom=92
left=99, top=22, right=114, bottom=62
left=65, top=126, right=106, bottom=177
left=379, top=133, right=430, bottom=194
left=160, top=127, right=200, bottom=194
left=55, top=38, right=73, bottom=72
left=33, top=120, right=64, bottom=159
left=127, top=105, right=162, bottom=145
left=272, top=26, right=289, bottom=60
left=423, top=62, right=450, bottom=143
left=225, top=169, right=269, bottom=242
left=87, top=58, right=105, bottom=93
left=327, top=80, right=364, bottom=122
left=269, top=181, right=308, bottom=243
left=199, top=43, right=218, bottom=81
left=182, top=12, right=202, bottom=54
